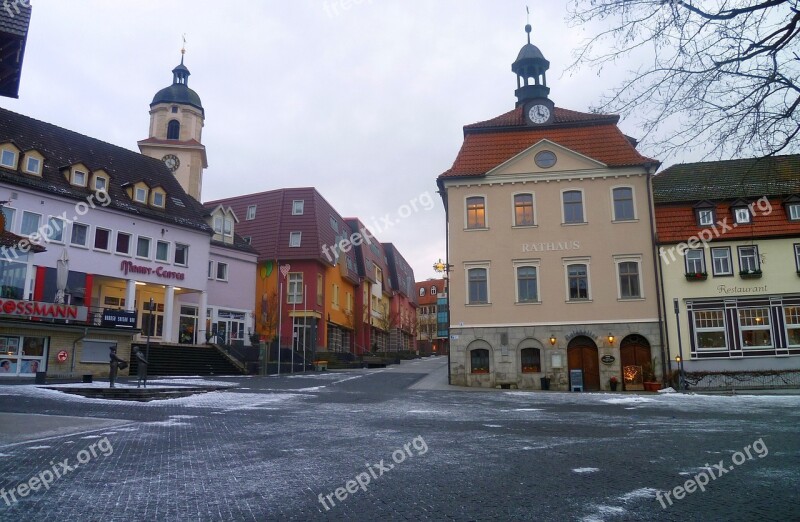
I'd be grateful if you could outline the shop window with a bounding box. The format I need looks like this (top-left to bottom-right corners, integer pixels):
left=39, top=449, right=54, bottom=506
left=521, top=347, right=541, bottom=373
left=470, top=349, right=490, bottom=373
left=785, top=306, right=800, bottom=347
left=738, top=308, right=772, bottom=348
left=694, top=310, right=727, bottom=350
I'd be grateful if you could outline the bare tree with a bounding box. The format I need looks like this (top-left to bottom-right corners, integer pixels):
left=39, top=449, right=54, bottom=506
left=566, top=0, right=799, bottom=160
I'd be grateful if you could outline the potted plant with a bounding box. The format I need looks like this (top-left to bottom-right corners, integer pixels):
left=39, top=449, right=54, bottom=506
left=643, top=359, right=661, bottom=391
left=609, top=376, right=619, bottom=391
left=739, top=269, right=762, bottom=279
left=685, top=271, right=708, bottom=281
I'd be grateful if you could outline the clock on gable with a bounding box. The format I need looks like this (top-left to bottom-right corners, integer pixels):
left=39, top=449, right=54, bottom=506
left=162, top=154, right=180, bottom=172
left=523, top=99, right=555, bottom=126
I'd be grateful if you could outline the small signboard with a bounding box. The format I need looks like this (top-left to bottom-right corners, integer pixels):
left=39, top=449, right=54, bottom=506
left=101, top=309, right=137, bottom=328
left=601, top=354, right=615, bottom=365
left=569, top=369, right=583, bottom=392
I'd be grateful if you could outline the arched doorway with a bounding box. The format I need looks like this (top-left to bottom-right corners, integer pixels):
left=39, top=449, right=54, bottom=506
left=567, top=336, right=600, bottom=391
left=620, top=334, right=652, bottom=389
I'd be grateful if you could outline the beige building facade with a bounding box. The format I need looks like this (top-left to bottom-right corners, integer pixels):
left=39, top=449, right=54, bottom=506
left=438, top=27, right=664, bottom=390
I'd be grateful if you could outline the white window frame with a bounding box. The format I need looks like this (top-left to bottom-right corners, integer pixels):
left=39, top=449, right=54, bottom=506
left=795, top=244, right=800, bottom=272
left=697, top=209, right=715, bottom=226
left=611, top=185, right=636, bottom=221
left=208, top=260, right=214, bottom=279
left=213, top=216, right=223, bottom=234
left=738, top=307, right=772, bottom=349
left=70, top=222, right=89, bottom=248
left=419, top=287, right=425, bottom=297
left=115, top=231, right=132, bottom=256
left=737, top=245, right=760, bottom=273
left=430, top=286, right=437, bottom=295
left=512, top=192, right=536, bottom=227
left=513, top=260, right=541, bottom=304
left=155, top=240, right=170, bottom=263
left=136, top=236, right=152, bottom=259
left=464, top=261, right=490, bottom=305
left=561, top=189, right=586, bottom=225
left=788, top=203, right=800, bottom=221
left=1, top=206, right=15, bottom=231
left=0, top=149, right=16, bottom=168
left=785, top=305, right=800, bottom=347
left=246, top=205, right=257, bottom=220
left=734, top=207, right=751, bottom=224
left=216, top=262, right=228, bottom=281
left=73, top=170, right=87, bottom=187
left=563, top=258, right=591, bottom=301
left=223, top=218, right=233, bottom=237
left=710, top=247, right=733, bottom=276
left=45, top=216, right=65, bottom=243
left=94, top=175, right=107, bottom=192
left=289, top=231, right=302, bottom=247
left=152, top=191, right=165, bottom=208
left=24, top=156, right=41, bottom=175
left=174, top=243, right=189, bottom=267
left=465, top=195, right=488, bottom=230
left=292, top=200, right=304, bottom=215
left=287, top=273, right=303, bottom=304
left=20, top=211, right=41, bottom=237
left=693, top=310, right=728, bottom=351
left=613, top=255, right=643, bottom=300
left=94, top=227, right=111, bottom=252
left=134, top=187, right=147, bottom=203
left=684, top=249, right=706, bottom=274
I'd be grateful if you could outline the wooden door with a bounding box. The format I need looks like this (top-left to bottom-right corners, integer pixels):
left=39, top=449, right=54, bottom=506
left=568, top=342, right=600, bottom=391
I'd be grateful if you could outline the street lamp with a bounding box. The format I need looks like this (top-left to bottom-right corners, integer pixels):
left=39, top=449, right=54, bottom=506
left=673, top=298, right=686, bottom=391
left=433, top=258, right=453, bottom=384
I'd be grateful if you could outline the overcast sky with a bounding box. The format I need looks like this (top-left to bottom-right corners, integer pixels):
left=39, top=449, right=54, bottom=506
left=2, top=0, right=697, bottom=281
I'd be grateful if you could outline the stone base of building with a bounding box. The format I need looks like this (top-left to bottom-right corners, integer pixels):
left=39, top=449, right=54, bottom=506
left=449, top=322, right=663, bottom=391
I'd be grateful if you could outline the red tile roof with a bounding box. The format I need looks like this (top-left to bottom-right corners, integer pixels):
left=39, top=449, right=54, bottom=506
left=655, top=199, right=800, bottom=244
left=439, top=106, right=655, bottom=179
left=415, top=279, right=445, bottom=306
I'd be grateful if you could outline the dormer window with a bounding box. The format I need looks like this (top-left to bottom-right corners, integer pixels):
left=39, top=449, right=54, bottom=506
left=73, top=170, right=87, bottom=187
left=94, top=176, right=107, bottom=192
left=788, top=203, right=800, bottom=221
left=697, top=209, right=714, bottom=226
left=135, top=187, right=147, bottom=203
left=24, top=156, right=41, bottom=175
left=431, top=286, right=437, bottom=295
left=223, top=217, right=233, bottom=236
left=213, top=216, right=223, bottom=234
left=152, top=191, right=165, bottom=208
left=0, top=149, right=16, bottom=168
left=419, top=287, right=425, bottom=297
left=734, top=207, right=751, bottom=224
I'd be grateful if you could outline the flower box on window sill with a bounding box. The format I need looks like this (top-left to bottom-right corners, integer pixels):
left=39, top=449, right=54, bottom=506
left=685, top=272, right=707, bottom=281
left=471, top=369, right=490, bottom=374
left=739, top=270, right=762, bottom=279
left=521, top=367, right=540, bottom=373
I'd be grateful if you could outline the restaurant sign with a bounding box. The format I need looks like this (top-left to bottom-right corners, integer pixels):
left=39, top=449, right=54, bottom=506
left=0, top=298, right=88, bottom=321
left=120, top=260, right=185, bottom=281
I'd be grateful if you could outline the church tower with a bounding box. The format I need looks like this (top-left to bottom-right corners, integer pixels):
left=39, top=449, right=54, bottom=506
left=138, top=49, right=208, bottom=201
left=512, top=23, right=555, bottom=126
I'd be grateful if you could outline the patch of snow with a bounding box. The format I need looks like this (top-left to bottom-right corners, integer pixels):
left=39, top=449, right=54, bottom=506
left=573, top=468, right=599, bottom=474
left=80, top=435, right=102, bottom=439
left=483, top=424, right=502, bottom=428
left=658, top=387, right=677, bottom=394
left=27, top=445, right=52, bottom=450
left=618, top=488, right=658, bottom=502
left=407, top=410, right=441, bottom=414
left=513, top=408, right=542, bottom=412
left=603, top=397, right=657, bottom=405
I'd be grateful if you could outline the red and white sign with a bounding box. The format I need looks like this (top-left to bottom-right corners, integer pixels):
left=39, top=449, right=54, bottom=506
left=0, top=298, right=88, bottom=321
left=57, top=350, right=69, bottom=362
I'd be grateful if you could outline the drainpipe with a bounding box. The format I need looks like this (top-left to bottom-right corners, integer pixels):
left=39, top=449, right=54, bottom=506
left=645, top=162, right=668, bottom=382
left=71, top=327, right=89, bottom=376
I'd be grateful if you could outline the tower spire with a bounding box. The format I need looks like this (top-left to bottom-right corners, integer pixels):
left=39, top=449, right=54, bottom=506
left=526, top=6, right=531, bottom=44
left=180, top=34, right=187, bottom=65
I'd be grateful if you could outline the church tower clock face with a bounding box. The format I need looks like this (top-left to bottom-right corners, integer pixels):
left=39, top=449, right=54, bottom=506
left=162, top=154, right=180, bottom=172
left=528, top=104, right=551, bottom=124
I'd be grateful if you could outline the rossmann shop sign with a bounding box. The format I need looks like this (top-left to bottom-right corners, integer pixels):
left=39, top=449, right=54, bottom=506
left=0, top=298, right=88, bottom=321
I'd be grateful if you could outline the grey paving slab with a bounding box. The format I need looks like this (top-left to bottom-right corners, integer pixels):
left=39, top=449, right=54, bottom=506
left=0, top=413, right=133, bottom=445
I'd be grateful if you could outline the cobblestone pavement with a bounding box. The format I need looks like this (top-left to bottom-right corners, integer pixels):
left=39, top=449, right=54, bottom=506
left=0, top=357, right=798, bottom=521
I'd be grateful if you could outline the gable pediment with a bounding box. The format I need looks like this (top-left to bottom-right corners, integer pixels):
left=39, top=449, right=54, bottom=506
left=487, top=139, right=607, bottom=177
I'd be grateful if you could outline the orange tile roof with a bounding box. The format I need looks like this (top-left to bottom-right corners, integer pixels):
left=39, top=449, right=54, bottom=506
left=439, top=106, right=654, bottom=179
left=655, top=200, right=800, bottom=244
